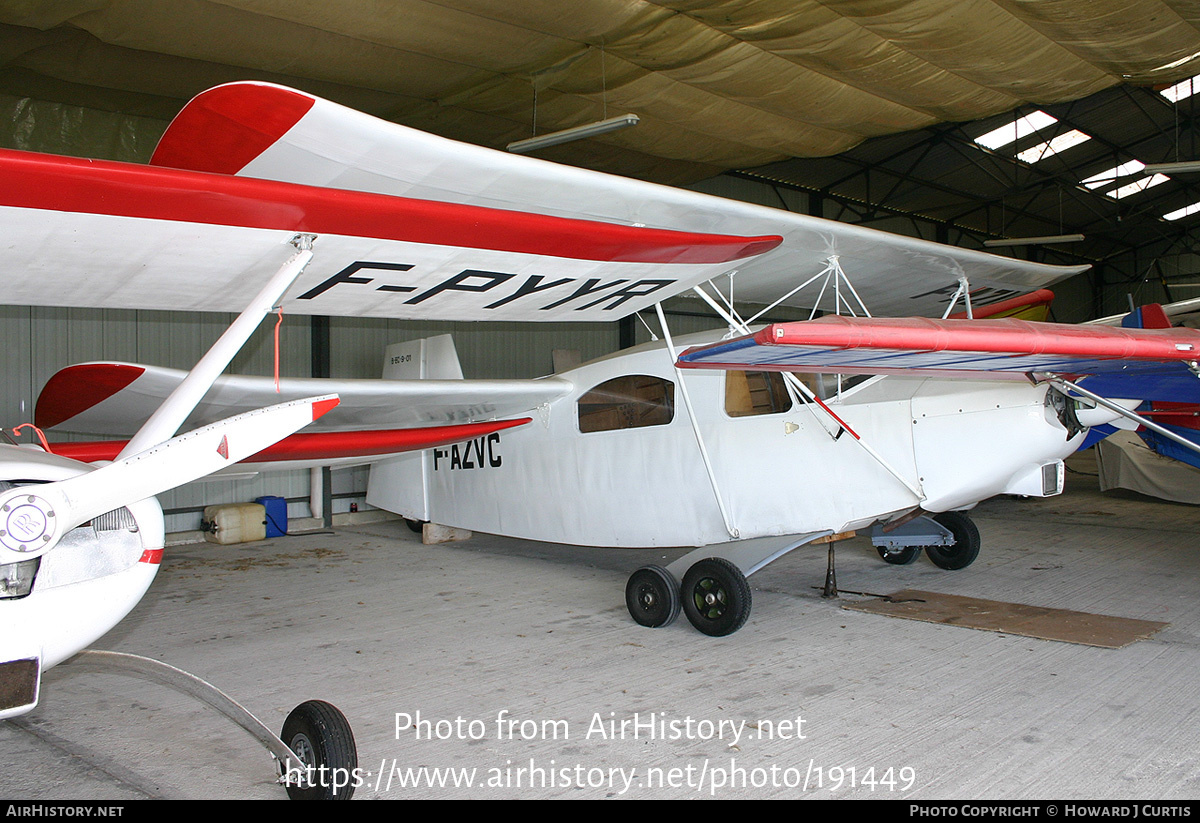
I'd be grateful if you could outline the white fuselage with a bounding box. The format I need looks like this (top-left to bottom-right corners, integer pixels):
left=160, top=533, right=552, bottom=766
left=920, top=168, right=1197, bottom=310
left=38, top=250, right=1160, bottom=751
left=368, top=335, right=1082, bottom=548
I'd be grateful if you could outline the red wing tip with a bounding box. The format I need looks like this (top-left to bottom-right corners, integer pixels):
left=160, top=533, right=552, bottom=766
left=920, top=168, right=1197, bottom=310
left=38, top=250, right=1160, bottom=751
left=151, top=83, right=315, bottom=175
left=312, top=397, right=341, bottom=421
left=36, top=363, right=147, bottom=429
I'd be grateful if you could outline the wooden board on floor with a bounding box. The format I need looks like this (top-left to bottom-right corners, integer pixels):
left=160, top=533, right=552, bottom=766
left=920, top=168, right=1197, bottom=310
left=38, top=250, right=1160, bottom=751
left=844, top=589, right=1167, bottom=648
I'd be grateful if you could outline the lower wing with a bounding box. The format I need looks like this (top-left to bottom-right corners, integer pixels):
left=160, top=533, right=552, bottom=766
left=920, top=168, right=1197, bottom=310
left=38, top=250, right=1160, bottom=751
left=36, top=362, right=566, bottom=469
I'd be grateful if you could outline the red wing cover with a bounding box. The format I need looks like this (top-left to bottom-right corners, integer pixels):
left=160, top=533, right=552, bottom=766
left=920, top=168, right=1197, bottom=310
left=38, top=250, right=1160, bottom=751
left=46, top=419, right=529, bottom=465
left=677, top=316, right=1200, bottom=379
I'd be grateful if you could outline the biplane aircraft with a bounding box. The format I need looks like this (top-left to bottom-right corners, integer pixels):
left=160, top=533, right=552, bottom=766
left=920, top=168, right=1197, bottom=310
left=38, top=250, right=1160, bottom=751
left=6, top=82, right=1200, bottom=794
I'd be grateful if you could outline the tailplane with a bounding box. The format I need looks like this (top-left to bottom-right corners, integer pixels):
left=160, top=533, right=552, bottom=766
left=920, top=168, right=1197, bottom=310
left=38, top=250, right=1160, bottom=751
left=382, top=334, right=463, bottom=380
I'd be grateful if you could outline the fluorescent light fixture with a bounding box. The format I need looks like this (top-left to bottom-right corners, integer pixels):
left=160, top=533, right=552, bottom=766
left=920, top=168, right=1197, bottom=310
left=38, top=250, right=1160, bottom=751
left=1164, top=201, right=1200, bottom=221
left=507, top=113, right=640, bottom=154
left=972, top=111, right=1057, bottom=151
left=1081, top=160, right=1145, bottom=189
left=1108, top=173, right=1169, bottom=200
left=1144, top=160, right=1200, bottom=175
left=1016, top=129, right=1092, bottom=164
left=983, top=234, right=1086, bottom=248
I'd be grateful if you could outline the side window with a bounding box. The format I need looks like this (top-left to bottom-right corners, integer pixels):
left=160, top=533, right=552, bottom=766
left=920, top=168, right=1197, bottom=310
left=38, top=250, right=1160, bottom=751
left=578, top=375, right=675, bottom=433
left=725, top=370, right=793, bottom=417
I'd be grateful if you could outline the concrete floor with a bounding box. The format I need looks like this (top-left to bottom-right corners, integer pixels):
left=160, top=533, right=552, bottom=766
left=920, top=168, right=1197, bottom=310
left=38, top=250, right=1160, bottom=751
left=5, top=456, right=1200, bottom=800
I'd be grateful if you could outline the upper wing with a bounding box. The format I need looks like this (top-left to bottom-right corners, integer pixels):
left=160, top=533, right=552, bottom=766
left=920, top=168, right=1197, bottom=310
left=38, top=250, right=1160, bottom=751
left=37, top=362, right=572, bottom=435
left=677, top=316, right=1200, bottom=402
left=151, top=82, right=1090, bottom=319
left=0, top=148, right=777, bottom=322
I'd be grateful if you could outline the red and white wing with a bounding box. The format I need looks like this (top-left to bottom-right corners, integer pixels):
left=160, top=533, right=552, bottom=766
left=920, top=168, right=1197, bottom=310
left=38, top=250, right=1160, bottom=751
left=36, top=362, right=572, bottom=469
left=37, top=363, right=571, bottom=433
left=150, top=81, right=1088, bottom=318
left=0, top=149, right=778, bottom=322
left=677, top=315, right=1200, bottom=383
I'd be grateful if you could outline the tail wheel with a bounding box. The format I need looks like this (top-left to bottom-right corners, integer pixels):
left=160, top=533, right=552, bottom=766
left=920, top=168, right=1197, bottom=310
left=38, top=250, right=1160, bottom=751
left=681, top=558, right=751, bottom=637
left=281, top=700, right=358, bottom=800
left=876, top=546, right=921, bottom=565
left=925, top=511, right=981, bottom=570
left=626, top=565, right=680, bottom=628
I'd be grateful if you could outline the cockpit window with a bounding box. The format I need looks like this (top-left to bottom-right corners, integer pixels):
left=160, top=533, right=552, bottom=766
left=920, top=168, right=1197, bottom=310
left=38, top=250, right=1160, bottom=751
left=578, top=375, right=675, bottom=433
left=724, top=370, right=864, bottom=415
left=725, top=370, right=792, bottom=417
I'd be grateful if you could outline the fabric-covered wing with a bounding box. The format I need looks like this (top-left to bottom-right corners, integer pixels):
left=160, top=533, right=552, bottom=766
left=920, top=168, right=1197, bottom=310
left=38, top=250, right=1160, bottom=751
left=37, top=363, right=572, bottom=436
left=44, top=418, right=530, bottom=471
left=0, top=149, right=778, bottom=322
left=677, top=316, right=1200, bottom=402
left=151, top=82, right=1089, bottom=319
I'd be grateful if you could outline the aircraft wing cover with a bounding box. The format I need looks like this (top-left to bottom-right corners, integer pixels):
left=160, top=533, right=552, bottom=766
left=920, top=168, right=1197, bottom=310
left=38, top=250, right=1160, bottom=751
left=0, top=149, right=778, bottom=322
left=151, top=82, right=1090, bottom=319
left=677, top=317, right=1200, bottom=402
left=37, top=363, right=572, bottom=435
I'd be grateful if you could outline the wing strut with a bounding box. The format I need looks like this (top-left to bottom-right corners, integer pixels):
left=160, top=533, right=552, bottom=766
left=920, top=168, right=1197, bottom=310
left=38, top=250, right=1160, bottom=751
left=941, top=275, right=974, bottom=320
left=653, top=302, right=739, bottom=540
left=119, top=234, right=317, bottom=457
left=1043, top=374, right=1200, bottom=460
left=691, top=284, right=925, bottom=502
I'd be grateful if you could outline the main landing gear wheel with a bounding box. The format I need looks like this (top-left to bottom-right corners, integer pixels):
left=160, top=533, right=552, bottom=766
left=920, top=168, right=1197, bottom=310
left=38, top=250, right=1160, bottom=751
left=876, top=546, right=921, bottom=565
left=924, top=511, right=981, bottom=571
left=681, top=557, right=751, bottom=637
left=626, top=565, right=680, bottom=628
left=281, top=700, right=358, bottom=800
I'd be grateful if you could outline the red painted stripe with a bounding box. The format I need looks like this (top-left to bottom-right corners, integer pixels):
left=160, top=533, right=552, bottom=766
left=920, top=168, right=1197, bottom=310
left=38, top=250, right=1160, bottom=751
left=139, top=548, right=163, bottom=565
left=35, top=363, right=146, bottom=429
left=151, top=84, right=314, bottom=175
left=0, top=149, right=781, bottom=265
left=759, top=316, right=1200, bottom=362
left=47, top=419, right=531, bottom=464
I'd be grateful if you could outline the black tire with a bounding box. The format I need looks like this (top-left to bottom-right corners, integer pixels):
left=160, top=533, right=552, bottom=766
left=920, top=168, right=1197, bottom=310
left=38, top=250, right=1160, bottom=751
left=876, top=546, right=921, bottom=565
left=925, top=511, right=981, bottom=570
left=626, top=565, right=680, bottom=628
left=281, top=700, right=358, bottom=800
left=404, top=518, right=425, bottom=534
left=681, top=558, right=752, bottom=637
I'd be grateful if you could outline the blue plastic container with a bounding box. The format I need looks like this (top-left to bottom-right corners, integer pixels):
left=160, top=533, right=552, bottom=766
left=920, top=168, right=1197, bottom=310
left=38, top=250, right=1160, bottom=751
left=255, top=495, right=288, bottom=538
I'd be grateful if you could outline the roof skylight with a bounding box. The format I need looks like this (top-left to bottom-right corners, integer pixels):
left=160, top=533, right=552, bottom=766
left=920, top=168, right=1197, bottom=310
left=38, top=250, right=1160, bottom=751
left=973, top=110, right=1057, bottom=150
left=1108, top=173, right=1169, bottom=200
left=1160, top=74, right=1200, bottom=103
left=1016, top=129, right=1092, bottom=164
left=1164, top=201, right=1200, bottom=221
left=1081, top=160, right=1145, bottom=189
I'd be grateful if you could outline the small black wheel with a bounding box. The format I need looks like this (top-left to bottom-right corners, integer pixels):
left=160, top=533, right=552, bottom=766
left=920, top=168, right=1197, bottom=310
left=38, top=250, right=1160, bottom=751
left=404, top=518, right=425, bottom=534
left=681, top=558, right=751, bottom=637
left=281, top=700, right=358, bottom=800
left=876, top=546, right=921, bottom=565
left=925, top=511, right=981, bottom=570
left=626, top=565, right=680, bottom=628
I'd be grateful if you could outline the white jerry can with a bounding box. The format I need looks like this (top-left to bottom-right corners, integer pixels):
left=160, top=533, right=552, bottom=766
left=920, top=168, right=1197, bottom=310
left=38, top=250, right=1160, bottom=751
left=201, top=503, right=267, bottom=544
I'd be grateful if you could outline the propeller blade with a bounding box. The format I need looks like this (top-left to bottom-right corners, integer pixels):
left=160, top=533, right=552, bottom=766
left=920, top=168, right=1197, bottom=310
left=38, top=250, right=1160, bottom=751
left=0, top=394, right=339, bottom=562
